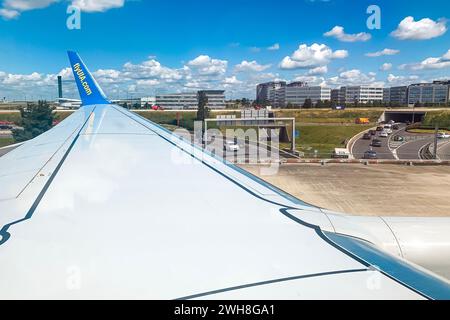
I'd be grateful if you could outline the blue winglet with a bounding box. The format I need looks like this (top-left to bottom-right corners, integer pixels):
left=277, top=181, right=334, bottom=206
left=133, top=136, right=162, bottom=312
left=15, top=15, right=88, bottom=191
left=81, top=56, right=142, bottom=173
left=67, top=51, right=110, bottom=106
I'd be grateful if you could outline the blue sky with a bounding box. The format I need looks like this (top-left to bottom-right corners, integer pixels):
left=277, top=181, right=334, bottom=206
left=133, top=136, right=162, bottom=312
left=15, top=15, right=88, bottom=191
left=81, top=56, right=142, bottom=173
left=0, top=0, right=450, bottom=100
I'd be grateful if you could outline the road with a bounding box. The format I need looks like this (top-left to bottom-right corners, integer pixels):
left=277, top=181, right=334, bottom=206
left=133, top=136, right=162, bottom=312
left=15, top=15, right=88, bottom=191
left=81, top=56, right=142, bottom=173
left=351, top=124, right=438, bottom=160
left=202, top=136, right=293, bottom=163
left=352, top=126, right=402, bottom=160
left=437, top=140, right=450, bottom=160
left=352, top=135, right=395, bottom=159
left=393, top=127, right=434, bottom=160
left=396, top=137, right=434, bottom=159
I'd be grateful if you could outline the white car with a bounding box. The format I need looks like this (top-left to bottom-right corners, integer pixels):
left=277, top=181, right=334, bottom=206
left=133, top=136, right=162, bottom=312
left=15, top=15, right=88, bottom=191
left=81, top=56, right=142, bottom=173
left=379, top=131, right=389, bottom=138
left=224, top=140, right=240, bottom=152
left=437, top=132, right=450, bottom=139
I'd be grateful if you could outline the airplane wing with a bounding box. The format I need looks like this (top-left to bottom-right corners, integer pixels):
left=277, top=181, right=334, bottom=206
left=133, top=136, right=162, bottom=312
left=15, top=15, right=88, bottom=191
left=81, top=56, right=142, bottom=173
left=0, top=52, right=449, bottom=299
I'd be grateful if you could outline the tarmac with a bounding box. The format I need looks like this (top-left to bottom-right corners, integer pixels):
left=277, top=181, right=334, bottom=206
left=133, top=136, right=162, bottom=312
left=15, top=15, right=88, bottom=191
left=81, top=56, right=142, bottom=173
left=241, top=163, right=450, bottom=217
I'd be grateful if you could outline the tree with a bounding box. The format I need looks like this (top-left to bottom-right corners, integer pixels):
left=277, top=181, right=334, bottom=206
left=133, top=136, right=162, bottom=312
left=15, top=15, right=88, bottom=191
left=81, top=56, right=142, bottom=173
left=241, top=98, right=251, bottom=108
left=322, top=100, right=332, bottom=109
left=286, top=102, right=294, bottom=109
left=302, top=98, right=313, bottom=109
left=196, top=91, right=210, bottom=121
left=261, top=98, right=270, bottom=107
left=13, top=101, right=54, bottom=142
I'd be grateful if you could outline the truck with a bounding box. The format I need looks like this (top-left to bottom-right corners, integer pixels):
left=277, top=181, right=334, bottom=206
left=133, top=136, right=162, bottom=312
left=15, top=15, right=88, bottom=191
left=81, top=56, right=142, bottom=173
left=355, top=118, right=370, bottom=124
left=331, top=148, right=350, bottom=159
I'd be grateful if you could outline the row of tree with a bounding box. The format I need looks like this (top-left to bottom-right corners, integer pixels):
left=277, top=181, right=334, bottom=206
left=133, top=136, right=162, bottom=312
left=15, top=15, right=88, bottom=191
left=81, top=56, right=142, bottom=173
left=12, top=101, right=54, bottom=142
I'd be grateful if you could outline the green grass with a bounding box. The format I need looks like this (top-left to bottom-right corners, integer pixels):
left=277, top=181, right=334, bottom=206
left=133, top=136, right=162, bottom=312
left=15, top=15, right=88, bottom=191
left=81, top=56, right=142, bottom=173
left=0, top=111, right=76, bottom=124
left=0, top=112, right=21, bottom=124
left=0, top=138, right=14, bottom=148
left=276, top=109, right=383, bottom=123
left=54, top=111, right=75, bottom=122
left=294, top=125, right=371, bottom=158
left=423, top=111, right=450, bottom=128
left=408, top=128, right=450, bottom=134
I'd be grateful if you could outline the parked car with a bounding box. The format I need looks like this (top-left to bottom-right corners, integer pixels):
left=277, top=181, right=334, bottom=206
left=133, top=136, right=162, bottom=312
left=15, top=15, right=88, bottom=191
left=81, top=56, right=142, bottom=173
left=363, top=150, right=378, bottom=159
left=362, top=133, right=372, bottom=140
left=379, top=131, right=389, bottom=138
left=437, top=132, right=450, bottom=139
left=393, top=136, right=404, bottom=142
left=369, top=130, right=376, bottom=136
left=376, top=126, right=384, bottom=131
left=371, top=139, right=382, bottom=147
left=385, top=128, right=393, bottom=135
left=224, top=141, right=240, bottom=152
left=392, top=124, right=400, bottom=130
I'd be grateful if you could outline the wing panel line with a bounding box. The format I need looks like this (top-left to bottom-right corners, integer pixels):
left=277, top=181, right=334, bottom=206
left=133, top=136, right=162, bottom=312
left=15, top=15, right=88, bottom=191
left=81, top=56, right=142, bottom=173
left=176, top=269, right=369, bottom=300
left=0, top=107, right=97, bottom=247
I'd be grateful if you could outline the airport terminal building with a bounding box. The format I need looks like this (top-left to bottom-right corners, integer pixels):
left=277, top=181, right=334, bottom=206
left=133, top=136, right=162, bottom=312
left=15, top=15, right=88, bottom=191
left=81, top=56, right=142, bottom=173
left=256, top=81, right=331, bottom=107
left=343, top=86, right=384, bottom=104
left=281, top=82, right=331, bottom=107
left=155, top=90, right=226, bottom=109
left=407, top=82, right=450, bottom=105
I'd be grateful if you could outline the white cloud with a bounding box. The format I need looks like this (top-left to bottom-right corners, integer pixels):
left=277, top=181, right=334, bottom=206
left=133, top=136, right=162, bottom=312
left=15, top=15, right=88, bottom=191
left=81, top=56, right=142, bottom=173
left=324, top=26, right=371, bottom=42
left=71, top=0, right=125, bottom=12
left=123, top=58, right=183, bottom=81
left=267, top=43, right=280, bottom=51
left=94, top=69, right=121, bottom=79
left=400, top=50, right=450, bottom=70
left=3, top=0, right=58, bottom=11
left=387, top=74, right=420, bottom=86
left=234, top=60, right=271, bottom=72
left=280, top=43, right=348, bottom=70
left=327, top=69, right=383, bottom=87
left=187, top=55, right=228, bottom=76
left=307, top=66, right=328, bottom=75
left=0, top=0, right=58, bottom=18
left=391, top=16, right=447, bottom=40
left=58, top=67, right=73, bottom=77
left=3, top=72, right=42, bottom=84
left=0, top=7, right=18, bottom=18
left=332, top=50, right=349, bottom=59
left=380, top=63, right=392, bottom=71
left=223, top=76, right=242, bottom=85
left=293, top=75, right=327, bottom=87
left=0, top=0, right=125, bottom=19
left=442, top=49, right=450, bottom=60
left=136, top=79, right=160, bottom=87
left=93, top=69, right=122, bottom=83
left=366, top=48, right=400, bottom=57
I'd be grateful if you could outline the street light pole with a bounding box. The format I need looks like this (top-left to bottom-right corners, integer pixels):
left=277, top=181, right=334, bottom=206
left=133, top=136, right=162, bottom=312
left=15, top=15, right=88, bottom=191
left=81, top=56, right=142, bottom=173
left=434, top=124, right=439, bottom=159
